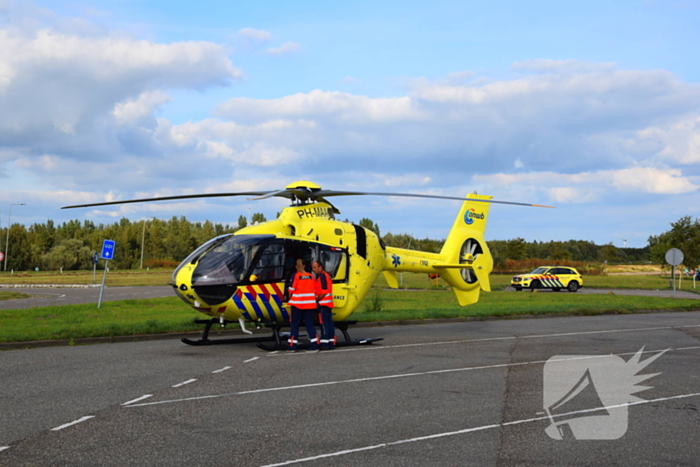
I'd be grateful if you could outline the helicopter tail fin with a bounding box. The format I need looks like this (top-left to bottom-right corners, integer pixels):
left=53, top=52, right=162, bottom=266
left=437, top=194, right=494, bottom=305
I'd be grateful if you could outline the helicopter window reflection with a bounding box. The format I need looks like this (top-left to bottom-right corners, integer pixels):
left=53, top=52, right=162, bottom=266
left=192, top=235, right=274, bottom=286
left=315, top=249, right=347, bottom=282
left=172, top=234, right=232, bottom=285
left=251, top=242, right=286, bottom=282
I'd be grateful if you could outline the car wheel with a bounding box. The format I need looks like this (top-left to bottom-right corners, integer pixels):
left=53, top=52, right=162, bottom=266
left=567, top=281, right=579, bottom=292
left=530, top=280, right=541, bottom=292
left=514, top=287, right=522, bottom=292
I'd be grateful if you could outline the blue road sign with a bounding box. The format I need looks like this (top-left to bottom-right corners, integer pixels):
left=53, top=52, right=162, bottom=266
left=93, top=252, right=99, bottom=264
left=101, top=240, right=116, bottom=260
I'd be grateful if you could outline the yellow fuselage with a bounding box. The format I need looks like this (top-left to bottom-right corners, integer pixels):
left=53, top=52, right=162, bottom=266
left=171, top=196, right=492, bottom=323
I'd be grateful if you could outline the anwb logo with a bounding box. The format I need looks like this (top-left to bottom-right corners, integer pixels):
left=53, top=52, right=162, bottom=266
left=542, top=348, right=667, bottom=440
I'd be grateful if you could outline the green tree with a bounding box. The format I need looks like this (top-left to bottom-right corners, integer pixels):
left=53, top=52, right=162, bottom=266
left=359, top=218, right=380, bottom=237
left=550, top=242, right=572, bottom=261
left=505, top=237, right=528, bottom=260
left=251, top=212, right=267, bottom=224
left=42, top=239, right=93, bottom=270
left=649, top=216, right=700, bottom=268
left=599, top=243, right=622, bottom=263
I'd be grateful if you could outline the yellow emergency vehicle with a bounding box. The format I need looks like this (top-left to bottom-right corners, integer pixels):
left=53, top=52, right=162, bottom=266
left=511, top=266, right=583, bottom=292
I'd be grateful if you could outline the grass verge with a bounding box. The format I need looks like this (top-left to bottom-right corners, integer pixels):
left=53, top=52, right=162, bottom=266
left=0, top=291, right=31, bottom=301
left=1, top=289, right=698, bottom=344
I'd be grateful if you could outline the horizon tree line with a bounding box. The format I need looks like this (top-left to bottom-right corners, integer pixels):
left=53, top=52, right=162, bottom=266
left=1, top=213, right=694, bottom=272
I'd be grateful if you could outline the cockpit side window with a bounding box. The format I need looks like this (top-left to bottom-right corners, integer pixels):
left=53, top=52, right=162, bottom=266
left=251, top=242, right=286, bottom=283
left=312, top=247, right=348, bottom=283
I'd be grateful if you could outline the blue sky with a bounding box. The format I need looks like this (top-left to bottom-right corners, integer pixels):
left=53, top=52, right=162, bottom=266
left=1, top=0, right=699, bottom=248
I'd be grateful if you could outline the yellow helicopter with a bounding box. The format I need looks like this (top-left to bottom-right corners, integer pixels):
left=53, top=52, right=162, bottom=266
left=63, top=180, right=551, bottom=349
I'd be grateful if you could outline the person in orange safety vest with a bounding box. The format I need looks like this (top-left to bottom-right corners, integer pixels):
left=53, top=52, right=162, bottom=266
left=312, top=260, right=336, bottom=350
left=286, top=258, right=319, bottom=352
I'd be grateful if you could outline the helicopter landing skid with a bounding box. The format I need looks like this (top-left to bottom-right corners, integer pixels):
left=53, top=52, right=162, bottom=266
left=181, top=319, right=281, bottom=346
left=256, top=320, right=383, bottom=351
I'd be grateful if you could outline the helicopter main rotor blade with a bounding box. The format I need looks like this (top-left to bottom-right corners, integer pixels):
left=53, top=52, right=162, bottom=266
left=62, top=191, right=274, bottom=209
left=247, top=189, right=291, bottom=201
left=312, top=190, right=554, bottom=208
left=62, top=185, right=554, bottom=210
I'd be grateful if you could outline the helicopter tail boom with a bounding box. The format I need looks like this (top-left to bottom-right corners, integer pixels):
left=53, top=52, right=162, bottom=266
left=381, top=194, right=494, bottom=306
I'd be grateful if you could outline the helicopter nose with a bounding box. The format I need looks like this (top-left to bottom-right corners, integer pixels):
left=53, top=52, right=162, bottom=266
left=193, top=284, right=237, bottom=305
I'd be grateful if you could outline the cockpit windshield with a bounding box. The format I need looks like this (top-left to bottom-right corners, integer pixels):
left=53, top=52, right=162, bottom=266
left=173, top=233, right=350, bottom=306
left=191, top=235, right=275, bottom=287
left=171, top=233, right=232, bottom=285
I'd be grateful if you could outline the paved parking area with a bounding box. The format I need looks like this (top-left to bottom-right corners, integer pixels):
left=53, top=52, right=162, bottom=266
left=1, top=311, right=698, bottom=466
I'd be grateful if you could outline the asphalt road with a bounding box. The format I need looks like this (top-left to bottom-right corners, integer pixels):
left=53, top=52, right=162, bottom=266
left=1, top=312, right=699, bottom=466
left=0, top=286, right=175, bottom=310
left=504, top=285, right=700, bottom=299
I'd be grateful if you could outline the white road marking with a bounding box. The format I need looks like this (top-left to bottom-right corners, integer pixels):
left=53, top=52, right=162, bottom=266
left=212, top=366, right=232, bottom=373
left=260, top=391, right=700, bottom=467
left=265, top=324, right=700, bottom=356
left=0, top=447, right=10, bottom=452
left=51, top=416, right=95, bottom=431
left=124, top=346, right=699, bottom=408
left=172, top=379, right=197, bottom=388
left=244, top=357, right=259, bottom=363
left=121, top=395, right=153, bottom=406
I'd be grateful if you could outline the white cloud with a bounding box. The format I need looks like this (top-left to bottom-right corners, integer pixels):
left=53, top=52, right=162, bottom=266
left=512, top=59, right=617, bottom=74
left=112, top=90, right=173, bottom=126
left=473, top=166, right=697, bottom=203
left=265, top=41, right=300, bottom=55
left=234, top=142, right=305, bottom=167
left=381, top=175, right=432, bottom=187
left=0, top=14, right=241, bottom=166
left=2, top=3, right=699, bottom=243
left=636, top=115, right=700, bottom=165
left=214, top=89, right=423, bottom=123
left=238, top=27, right=272, bottom=43
left=610, top=167, right=698, bottom=194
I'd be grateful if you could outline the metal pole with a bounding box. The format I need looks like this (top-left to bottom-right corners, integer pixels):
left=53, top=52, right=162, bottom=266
left=140, top=217, right=154, bottom=269
left=98, top=260, right=109, bottom=308
left=672, top=265, right=677, bottom=299
left=4, top=203, right=25, bottom=272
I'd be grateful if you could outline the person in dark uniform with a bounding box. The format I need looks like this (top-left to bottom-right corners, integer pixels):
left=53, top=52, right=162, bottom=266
left=312, top=260, right=336, bottom=350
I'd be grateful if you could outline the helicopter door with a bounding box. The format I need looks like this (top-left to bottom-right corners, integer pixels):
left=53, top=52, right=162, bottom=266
left=311, top=245, right=349, bottom=308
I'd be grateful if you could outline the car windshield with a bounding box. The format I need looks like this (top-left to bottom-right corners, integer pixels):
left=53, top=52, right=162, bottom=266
left=531, top=267, right=549, bottom=274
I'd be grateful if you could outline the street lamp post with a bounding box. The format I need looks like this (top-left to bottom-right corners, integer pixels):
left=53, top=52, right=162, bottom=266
left=4, top=203, right=26, bottom=272
left=140, top=217, right=156, bottom=269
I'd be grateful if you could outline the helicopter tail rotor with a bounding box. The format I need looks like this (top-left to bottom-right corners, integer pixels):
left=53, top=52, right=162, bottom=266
left=438, top=194, right=494, bottom=305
